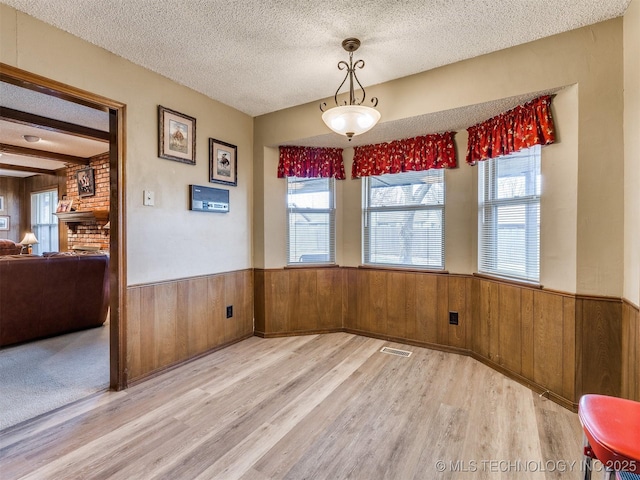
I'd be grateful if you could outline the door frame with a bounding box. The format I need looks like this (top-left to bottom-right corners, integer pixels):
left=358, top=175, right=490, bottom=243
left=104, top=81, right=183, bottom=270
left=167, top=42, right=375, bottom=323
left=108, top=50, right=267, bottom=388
left=1, top=63, right=128, bottom=390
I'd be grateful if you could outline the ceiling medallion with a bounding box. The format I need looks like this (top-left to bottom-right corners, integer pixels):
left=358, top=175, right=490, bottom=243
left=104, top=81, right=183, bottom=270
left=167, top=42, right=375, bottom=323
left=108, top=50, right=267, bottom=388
left=320, top=38, right=380, bottom=141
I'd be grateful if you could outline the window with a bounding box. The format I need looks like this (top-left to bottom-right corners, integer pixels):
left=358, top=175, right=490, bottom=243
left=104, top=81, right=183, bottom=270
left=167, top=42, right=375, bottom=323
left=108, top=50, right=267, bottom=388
left=478, top=145, right=541, bottom=282
left=363, top=170, right=445, bottom=269
left=287, top=177, right=335, bottom=264
left=31, top=189, right=59, bottom=255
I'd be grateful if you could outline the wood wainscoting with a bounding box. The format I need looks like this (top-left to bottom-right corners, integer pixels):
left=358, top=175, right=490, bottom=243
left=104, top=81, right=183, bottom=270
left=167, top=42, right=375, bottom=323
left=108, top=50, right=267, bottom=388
left=254, top=267, right=344, bottom=336
left=622, top=299, right=640, bottom=401
left=126, top=269, right=253, bottom=384
left=255, top=267, right=632, bottom=410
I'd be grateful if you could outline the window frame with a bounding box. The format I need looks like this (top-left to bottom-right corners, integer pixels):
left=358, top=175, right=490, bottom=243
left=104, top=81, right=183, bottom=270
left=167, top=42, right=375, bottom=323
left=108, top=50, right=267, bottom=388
left=477, top=145, right=541, bottom=283
left=286, top=176, right=336, bottom=265
left=362, top=169, right=445, bottom=270
left=30, top=188, right=59, bottom=255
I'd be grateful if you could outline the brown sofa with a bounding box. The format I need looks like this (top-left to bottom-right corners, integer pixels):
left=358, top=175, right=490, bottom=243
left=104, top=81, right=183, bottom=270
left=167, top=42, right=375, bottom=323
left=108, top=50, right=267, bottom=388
left=0, top=239, right=22, bottom=256
left=0, top=253, right=109, bottom=347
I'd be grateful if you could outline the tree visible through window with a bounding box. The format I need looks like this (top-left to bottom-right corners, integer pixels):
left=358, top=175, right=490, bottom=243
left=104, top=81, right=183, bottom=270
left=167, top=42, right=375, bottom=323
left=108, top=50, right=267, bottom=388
left=478, top=145, right=541, bottom=282
left=363, top=170, right=444, bottom=269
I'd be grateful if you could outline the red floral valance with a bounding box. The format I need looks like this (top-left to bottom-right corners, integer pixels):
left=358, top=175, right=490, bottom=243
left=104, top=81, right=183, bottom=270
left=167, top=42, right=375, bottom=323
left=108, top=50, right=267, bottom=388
left=277, top=146, right=345, bottom=179
left=351, top=131, right=457, bottom=178
left=466, top=95, right=556, bottom=165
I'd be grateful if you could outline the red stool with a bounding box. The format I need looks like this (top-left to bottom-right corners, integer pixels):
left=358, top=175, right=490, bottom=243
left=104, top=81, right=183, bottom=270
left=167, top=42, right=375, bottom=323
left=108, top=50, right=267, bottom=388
left=578, top=394, right=640, bottom=480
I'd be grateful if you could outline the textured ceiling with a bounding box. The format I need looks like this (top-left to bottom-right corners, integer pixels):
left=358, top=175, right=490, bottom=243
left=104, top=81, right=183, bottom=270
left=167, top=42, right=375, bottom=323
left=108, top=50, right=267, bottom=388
left=0, top=82, right=109, bottom=131
left=1, top=0, right=631, bottom=117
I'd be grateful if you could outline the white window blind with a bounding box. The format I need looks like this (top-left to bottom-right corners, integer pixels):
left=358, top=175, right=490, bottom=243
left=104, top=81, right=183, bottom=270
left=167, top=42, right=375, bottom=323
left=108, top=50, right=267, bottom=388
left=31, top=189, right=58, bottom=255
left=363, top=170, right=444, bottom=269
left=287, top=177, right=335, bottom=264
left=478, top=145, right=541, bottom=282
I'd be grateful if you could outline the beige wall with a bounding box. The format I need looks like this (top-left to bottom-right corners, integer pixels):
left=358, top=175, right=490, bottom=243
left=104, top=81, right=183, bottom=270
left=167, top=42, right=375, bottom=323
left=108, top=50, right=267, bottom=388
left=0, top=5, right=253, bottom=285
left=624, top=0, right=640, bottom=306
left=1, top=4, right=631, bottom=299
left=254, top=19, right=624, bottom=296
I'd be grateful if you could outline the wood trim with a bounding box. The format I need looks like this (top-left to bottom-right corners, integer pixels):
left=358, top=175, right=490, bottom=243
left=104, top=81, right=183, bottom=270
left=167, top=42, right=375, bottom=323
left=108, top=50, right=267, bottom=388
left=256, top=266, right=629, bottom=410
left=126, top=333, right=254, bottom=387
left=0, top=107, right=110, bottom=142
left=0, top=143, right=90, bottom=165
left=284, top=264, right=341, bottom=270
left=473, top=272, right=543, bottom=290
left=1, top=63, right=128, bottom=392
left=0, top=162, right=56, bottom=176
left=126, top=269, right=253, bottom=383
left=127, top=268, right=254, bottom=289
left=254, top=328, right=344, bottom=338
left=470, top=352, right=577, bottom=411
left=358, top=264, right=450, bottom=275
left=621, top=300, right=640, bottom=401
left=575, top=293, right=624, bottom=303
left=343, top=327, right=469, bottom=356
left=0, top=64, right=121, bottom=111
left=623, top=297, right=640, bottom=311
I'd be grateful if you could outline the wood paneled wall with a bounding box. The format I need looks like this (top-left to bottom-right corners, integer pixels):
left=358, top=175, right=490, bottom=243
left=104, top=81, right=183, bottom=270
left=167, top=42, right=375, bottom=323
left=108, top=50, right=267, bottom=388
left=126, top=269, right=253, bottom=383
left=471, top=280, right=580, bottom=405
left=343, top=268, right=471, bottom=352
left=254, top=267, right=343, bottom=336
left=255, top=267, right=629, bottom=409
left=576, top=296, right=622, bottom=397
left=0, top=176, right=22, bottom=241
left=622, top=300, right=640, bottom=401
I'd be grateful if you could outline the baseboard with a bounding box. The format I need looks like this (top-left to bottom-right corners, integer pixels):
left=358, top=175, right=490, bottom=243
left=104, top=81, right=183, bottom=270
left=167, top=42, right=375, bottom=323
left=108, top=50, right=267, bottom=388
left=126, top=332, right=254, bottom=387
left=470, top=352, right=578, bottom=412
left=254, top=328, right=344, bottom=338
left=256, top=326, right=577, bottom=411
left=343, top=328, right=470, bottom=357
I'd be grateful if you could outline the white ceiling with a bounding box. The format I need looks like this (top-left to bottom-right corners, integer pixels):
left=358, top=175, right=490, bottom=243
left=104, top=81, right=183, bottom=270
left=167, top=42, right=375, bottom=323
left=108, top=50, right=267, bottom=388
left=0, top=83, right=109, bottom=177
left=1, top=0, right=631, bottom=117
left=0, top=0, right=631, bottom=175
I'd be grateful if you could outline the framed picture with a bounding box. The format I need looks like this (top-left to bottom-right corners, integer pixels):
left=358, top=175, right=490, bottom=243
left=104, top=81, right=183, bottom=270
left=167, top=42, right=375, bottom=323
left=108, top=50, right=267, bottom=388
left=56, top=197, right=74, bottom=213
left=158, top=105, right=196, bottom=165
left=209, top=138, right=237, bottom=186
left=0, top=195, right=4, bottom=212
left=77, top=167, right=95, bottom=197
left=0, top=216, right=9, bottom=231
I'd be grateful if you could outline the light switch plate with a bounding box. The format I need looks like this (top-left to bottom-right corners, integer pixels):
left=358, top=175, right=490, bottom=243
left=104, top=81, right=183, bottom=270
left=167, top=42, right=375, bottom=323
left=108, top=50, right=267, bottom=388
left=143, top=190, right=155, bottom=206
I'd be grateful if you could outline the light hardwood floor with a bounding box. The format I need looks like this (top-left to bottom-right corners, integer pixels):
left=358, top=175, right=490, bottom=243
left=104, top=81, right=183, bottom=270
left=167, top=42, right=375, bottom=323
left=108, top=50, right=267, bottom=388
left=0, top=333, right=586, bottom=479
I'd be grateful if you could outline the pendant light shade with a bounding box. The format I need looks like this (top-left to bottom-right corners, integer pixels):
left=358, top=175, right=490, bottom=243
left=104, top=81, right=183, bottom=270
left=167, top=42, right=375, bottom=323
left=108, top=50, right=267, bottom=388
left=321, top=105, right=381, bottom=138
left=320, top=38, right=380, bottom=141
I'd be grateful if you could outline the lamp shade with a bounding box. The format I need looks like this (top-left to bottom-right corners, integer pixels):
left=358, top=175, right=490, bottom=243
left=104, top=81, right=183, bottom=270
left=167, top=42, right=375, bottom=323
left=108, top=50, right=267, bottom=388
left=20, top=232, right=38, bottom=245
left=322, top=105, right=380, bottom=140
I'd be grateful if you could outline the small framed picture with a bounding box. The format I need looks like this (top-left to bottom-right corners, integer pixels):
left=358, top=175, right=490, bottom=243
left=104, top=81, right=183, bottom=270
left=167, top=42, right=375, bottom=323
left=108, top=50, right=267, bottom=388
left=0, top=216, right=9, bottom=230
left=209, top=138, right=237, bottom=186
left=56, top=197, right=74, bottom=213
left=0, top=195, right=4, bottom=212
left=159, top=105, right=196, bottom=165
left=77, top=167, right=95, bottom=197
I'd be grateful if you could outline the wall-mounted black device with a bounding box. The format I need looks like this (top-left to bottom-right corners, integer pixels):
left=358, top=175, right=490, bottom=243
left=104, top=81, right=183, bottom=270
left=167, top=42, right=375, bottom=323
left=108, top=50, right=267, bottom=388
left=189, top=184, right=229, bottom=213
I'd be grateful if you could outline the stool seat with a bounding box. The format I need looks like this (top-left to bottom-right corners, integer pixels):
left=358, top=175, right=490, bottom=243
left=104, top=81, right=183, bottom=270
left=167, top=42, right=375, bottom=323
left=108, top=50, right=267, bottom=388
left=578, top=394, right=640, bottom=474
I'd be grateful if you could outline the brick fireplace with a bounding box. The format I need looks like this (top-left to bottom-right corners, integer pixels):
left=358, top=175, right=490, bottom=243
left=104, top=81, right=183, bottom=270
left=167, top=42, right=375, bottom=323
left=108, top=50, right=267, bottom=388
left=64, top=153, right=110, bottom=251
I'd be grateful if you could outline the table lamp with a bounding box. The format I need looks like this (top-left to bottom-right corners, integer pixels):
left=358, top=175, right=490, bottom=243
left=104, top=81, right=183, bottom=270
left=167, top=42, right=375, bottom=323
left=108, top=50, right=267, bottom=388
left=20, top=232, right=38, bottom=254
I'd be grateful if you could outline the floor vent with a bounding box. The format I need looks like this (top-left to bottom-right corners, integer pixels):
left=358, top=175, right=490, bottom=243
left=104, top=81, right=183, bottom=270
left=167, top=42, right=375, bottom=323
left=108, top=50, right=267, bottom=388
left=380, top=347, right=412, bottom=358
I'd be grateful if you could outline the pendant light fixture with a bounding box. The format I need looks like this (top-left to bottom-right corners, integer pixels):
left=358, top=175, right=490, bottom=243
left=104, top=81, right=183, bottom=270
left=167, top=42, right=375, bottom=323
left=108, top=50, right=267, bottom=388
left=320, top=38, right=380, bottom=141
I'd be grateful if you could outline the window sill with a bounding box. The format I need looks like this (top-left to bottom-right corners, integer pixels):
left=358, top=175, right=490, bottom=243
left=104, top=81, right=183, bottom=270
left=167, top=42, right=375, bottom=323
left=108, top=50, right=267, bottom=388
left=473, top=272, right=542, bottom=289
left=358, top=264, right=449, bottom=275
left=284, top=264, right=340, bottom=269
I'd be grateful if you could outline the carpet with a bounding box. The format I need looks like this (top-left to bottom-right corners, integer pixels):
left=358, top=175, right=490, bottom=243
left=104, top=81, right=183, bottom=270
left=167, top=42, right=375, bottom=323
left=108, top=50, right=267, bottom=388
left=0, top=323, right=109, bottom=430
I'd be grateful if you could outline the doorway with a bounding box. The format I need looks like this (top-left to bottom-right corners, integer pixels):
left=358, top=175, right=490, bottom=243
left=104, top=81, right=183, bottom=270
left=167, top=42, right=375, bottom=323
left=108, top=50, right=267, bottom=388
left=0, top=63, right=126, bottom=391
